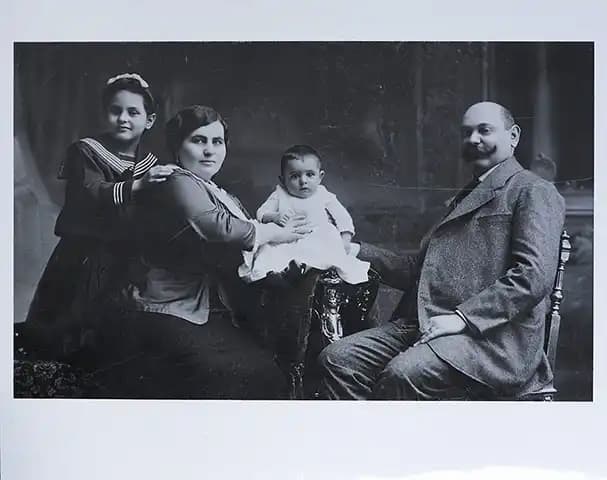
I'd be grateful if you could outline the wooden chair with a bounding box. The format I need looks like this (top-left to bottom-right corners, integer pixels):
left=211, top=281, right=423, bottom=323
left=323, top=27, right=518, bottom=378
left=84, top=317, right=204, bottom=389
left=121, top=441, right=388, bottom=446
left=515, top=230, right=572, bottom=401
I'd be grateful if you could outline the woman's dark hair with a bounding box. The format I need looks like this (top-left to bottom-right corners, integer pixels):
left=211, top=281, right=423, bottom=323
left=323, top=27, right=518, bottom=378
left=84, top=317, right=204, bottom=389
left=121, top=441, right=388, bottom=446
left=165, top=105, right=229, bottom=158
left=101, top=75, right=156, bottom=114
left=280, top=144, right=322, bottom=174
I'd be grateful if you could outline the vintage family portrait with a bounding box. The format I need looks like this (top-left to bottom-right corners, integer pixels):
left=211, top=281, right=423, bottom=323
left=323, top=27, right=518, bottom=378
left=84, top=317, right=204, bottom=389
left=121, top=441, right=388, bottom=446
left=13, top=41, right=593, bottom=402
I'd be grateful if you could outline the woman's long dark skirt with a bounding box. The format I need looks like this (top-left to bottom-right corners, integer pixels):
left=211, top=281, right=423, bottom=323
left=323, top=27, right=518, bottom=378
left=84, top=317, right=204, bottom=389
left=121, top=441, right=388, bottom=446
left=93, top=311, right=287, bottom=400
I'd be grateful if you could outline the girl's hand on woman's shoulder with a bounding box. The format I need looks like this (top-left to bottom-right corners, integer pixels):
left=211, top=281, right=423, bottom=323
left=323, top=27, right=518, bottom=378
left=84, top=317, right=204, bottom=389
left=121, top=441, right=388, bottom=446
left=133, top=164, right=179, bottom=192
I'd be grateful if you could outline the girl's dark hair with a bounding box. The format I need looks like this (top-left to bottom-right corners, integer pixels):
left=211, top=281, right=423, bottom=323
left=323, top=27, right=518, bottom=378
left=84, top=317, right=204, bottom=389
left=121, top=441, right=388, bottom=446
left=101, top=75, right=156, bottom=114
left=280, top=144, right=322, bottom=174
left=165, top=105, right=229, bottom=158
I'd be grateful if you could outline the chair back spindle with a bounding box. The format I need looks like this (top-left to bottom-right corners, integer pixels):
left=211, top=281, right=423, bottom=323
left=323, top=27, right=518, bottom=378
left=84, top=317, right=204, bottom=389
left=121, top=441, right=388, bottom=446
left=545, top=230, right=571, bottom=372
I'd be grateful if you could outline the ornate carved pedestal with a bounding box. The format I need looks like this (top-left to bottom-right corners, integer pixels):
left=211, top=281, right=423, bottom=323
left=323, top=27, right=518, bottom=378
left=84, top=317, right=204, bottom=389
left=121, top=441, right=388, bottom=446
left=260, top=268, right=380, bottom=399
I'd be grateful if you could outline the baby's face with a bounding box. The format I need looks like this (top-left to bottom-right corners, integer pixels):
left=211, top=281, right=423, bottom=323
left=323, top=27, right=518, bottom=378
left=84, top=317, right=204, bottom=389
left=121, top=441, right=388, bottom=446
left=281, top=155, right=324, bottom=199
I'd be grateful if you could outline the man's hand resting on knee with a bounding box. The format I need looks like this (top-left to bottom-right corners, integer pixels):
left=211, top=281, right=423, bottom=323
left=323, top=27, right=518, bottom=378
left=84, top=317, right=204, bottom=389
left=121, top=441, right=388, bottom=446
left=414, top=314, right=467, bottom=346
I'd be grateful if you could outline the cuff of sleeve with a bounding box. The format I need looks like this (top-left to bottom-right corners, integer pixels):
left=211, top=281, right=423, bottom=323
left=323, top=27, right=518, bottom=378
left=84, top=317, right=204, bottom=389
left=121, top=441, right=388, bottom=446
left=242, top=220, right=259, bottom=252
left=454, top=308, right=480, bottom=337
left=240, top=221, right=277, bottom=274
left=113, top=180, right=134, bottom=206
left=250, top=221, right=280, bottom=251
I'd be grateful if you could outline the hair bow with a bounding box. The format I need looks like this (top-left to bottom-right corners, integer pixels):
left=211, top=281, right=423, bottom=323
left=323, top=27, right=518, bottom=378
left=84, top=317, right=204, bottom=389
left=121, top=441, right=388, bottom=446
left=106, top=73, right=149, bottom=89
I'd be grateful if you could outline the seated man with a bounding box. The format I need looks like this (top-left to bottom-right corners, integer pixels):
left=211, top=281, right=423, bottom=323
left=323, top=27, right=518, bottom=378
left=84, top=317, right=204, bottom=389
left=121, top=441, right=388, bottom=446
left=318, top=101, right=566, bottom=400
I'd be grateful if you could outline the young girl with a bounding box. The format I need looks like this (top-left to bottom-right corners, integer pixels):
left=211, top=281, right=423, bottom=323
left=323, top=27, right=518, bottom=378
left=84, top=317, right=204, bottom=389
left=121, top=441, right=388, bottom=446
left=24, top=73, right=175, bottom=359
left=239, top=145, right=369, bottom=285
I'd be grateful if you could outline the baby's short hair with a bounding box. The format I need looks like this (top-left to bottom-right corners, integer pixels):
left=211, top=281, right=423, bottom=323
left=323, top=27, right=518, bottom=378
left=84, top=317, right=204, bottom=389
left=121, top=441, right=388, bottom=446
left=280, top=145, right=322, bottom=174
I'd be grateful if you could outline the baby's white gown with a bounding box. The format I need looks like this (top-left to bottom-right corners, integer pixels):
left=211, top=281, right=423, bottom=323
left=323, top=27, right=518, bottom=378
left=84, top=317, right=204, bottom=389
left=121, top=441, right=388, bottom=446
left=239, top=185, right=370, bottom=284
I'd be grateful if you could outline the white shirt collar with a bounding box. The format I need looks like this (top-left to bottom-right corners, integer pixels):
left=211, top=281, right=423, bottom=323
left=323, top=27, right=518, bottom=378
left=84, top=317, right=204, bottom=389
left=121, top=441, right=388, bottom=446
left=477, top=161, right=504, bottom=182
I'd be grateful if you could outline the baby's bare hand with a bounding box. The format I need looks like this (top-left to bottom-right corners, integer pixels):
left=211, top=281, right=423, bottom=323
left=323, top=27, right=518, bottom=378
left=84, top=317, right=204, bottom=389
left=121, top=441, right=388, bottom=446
left=341, top=232, right=353, bottom=253
left=342, top=238, right=352, bottom=254
left=276, top=209, right=296, bottom=226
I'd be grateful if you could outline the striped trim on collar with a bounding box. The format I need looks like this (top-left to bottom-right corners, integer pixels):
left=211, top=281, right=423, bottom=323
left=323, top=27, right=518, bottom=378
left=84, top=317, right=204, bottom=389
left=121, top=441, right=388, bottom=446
left=80, top=138, right=135, bottom=174
left=113, top=182, right=126, bottom=206
left=133, top=152, right=158, bottom=177
left=80, top=137, right=158, bottom=178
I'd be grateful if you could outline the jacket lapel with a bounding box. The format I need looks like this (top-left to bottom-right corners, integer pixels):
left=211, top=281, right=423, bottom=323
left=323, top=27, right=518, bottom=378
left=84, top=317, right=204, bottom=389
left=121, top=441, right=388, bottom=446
left=438, top=157, right=524, bottom=228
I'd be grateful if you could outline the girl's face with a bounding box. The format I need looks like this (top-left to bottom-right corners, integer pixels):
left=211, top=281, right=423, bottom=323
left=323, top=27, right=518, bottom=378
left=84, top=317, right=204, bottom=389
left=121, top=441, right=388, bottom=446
left=280, top=155, right=324, bottom=199
left=178, top=121, right=227, bottom=180
left=106, top=90, right=156, bottom=145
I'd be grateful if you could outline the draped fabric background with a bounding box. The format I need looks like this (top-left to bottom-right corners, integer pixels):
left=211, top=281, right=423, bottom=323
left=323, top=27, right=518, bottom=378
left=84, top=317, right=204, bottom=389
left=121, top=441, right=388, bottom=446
left=13, top=42, right=483, bottom=321
left=14, top=42, right=594, bottom=399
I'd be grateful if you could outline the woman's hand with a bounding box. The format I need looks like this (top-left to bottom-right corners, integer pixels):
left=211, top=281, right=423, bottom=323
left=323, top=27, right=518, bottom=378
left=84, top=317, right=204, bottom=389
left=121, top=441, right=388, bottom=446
left=267, top=214, right=313, bottom=244
left=260, top=209, right=297, bottom=226
left=132, top=164, right=179, bottom=192
left=285, top=214, right=314, bottom=233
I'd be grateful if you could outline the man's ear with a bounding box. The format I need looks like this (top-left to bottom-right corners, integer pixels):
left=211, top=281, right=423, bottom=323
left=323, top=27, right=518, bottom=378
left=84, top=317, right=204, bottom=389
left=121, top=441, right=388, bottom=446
left=319, top=170, right=325, bottom=181
left=278, top=175, right=285, bottom=186
left=510, top=124, right=521, bottom=149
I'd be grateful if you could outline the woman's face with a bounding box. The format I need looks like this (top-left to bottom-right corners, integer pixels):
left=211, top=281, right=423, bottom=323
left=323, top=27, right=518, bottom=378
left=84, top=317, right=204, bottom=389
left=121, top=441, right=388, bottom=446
left=178, top=121, right=227, bottom=180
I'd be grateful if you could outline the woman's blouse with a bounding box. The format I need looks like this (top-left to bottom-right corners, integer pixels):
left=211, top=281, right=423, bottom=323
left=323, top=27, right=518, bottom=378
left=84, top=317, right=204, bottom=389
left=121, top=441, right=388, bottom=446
left=128, top=170, right=256, bottom=324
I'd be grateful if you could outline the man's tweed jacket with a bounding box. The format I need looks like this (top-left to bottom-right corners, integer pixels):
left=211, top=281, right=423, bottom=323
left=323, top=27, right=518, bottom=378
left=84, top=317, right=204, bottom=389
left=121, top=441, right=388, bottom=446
left=360, top=157, right=566, bottom=395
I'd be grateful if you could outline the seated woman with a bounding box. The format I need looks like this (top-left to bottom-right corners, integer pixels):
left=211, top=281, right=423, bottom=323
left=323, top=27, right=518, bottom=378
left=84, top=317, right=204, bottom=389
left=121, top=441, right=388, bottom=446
left=108, top=105, right=311, bottom=399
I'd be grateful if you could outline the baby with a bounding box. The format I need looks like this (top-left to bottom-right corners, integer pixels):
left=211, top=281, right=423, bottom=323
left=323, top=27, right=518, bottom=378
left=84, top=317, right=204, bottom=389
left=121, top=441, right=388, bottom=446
left=239, top=145, right=369, bottom=285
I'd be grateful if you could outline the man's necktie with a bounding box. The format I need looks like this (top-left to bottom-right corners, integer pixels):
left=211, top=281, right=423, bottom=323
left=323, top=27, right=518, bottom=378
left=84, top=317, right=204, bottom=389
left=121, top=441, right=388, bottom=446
left=449, top=177, right=480, bottom=211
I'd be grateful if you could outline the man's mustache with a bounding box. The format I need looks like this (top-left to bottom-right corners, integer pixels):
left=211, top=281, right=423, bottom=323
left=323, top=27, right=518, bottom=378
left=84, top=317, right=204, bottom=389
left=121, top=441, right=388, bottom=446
left=462, top=144, right=497, bottom=161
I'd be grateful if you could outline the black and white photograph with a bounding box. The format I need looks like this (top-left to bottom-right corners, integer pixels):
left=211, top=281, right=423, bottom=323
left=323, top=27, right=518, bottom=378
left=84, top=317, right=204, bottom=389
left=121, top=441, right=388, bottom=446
left=13, top=41, right=593, bottom=401
left=3, top=2, right=607, bottom=478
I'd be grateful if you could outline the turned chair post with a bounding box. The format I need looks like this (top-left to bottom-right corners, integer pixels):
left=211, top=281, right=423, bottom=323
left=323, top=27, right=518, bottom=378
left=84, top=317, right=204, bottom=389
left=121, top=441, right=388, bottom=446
left=545, top=230, right=571, bottom=375
left=512, top=229, right=571, bottom=401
